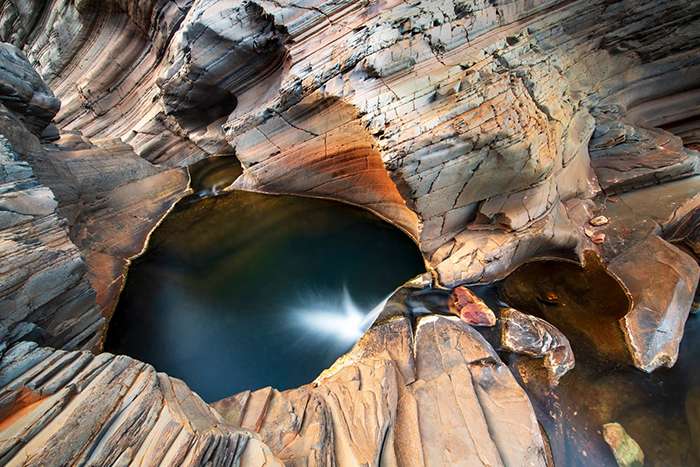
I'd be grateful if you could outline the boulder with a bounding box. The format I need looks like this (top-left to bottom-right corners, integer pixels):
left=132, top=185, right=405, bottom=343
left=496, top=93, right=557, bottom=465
left=500, top=307, right=575, bottom=385
left=608, top=235, right=700, bottom=372
left=448, top=286, right=497, bottom=326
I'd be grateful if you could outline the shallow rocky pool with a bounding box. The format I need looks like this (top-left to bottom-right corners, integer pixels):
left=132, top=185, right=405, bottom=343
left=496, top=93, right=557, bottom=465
left=105, top=190, right=425, bottom=401
left=499, top=258, right=700, bottom=467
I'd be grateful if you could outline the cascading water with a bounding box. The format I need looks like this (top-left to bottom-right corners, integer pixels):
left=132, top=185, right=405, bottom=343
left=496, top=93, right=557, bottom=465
left=292, top=286, right=391, bottom=344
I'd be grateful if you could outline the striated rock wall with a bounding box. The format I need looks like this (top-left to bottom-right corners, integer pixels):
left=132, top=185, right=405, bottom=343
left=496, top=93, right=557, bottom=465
left=0, top=117, right=103, bottom=352
left=0, top=340, right=281, bottom=466
left=0, top=43, right=103, bottom=351
left=0, top=42, right=189, bottom=351
left=3, top=0, right=699, bottom=286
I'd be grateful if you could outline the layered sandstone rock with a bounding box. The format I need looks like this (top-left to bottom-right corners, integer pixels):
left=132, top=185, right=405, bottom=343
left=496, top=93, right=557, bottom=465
left=38, top=136, right=189, bottom=318
left=3, top=0, right=698, bottom=286
left=213, top=315, right=547, bottom=467
left=0, top=121, right=102, bottom=352
left=0, top=341, right=281, bottom=466
left=0, top=316, right=547, bottom=466
left=583, top=176, right=700, bottom=371
left=0, top=43, right=59, bottom=134
left=0, top=45, right=102, bottom=351
left=0, top=41, right=189, bottom=350
left=0, top=0, right=699, bottom=464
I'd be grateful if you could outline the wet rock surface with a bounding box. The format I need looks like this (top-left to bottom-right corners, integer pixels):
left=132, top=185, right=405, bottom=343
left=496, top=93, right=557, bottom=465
left=502, top=255, right=632, bottom=364
left=603, top=423, right=645, bottom=467
left=448, top=286, right=497, bottom=327
left=500, top=307, right=574, bottom=386
left=502, top=259, right=700, bottom=467
left=608, top=235, right=700, bottom=372
left=0, top=0, right=699, bottom=465
left=213, top=315, right=547, bottom=467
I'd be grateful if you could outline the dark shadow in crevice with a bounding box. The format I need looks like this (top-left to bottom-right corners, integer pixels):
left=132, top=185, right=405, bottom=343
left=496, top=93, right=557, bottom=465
left=500, top=252, right=632, bottom=364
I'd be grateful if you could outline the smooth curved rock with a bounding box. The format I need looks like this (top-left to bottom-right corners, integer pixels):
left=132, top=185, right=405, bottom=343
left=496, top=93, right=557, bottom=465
left=0, top=43, right=60, bottom=134
left=158, top=0, right=288, bottom=132
left=500, top=307, right=575, bottom=386
left=39, top=135, right=190, bottom=318
left=608, top=235, right=700, bottom=372
left=213, top=315, right=547, bottom=467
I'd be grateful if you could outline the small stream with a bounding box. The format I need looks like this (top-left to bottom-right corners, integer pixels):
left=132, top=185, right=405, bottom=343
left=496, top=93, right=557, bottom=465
left=104, top=189, right=425, bottom=402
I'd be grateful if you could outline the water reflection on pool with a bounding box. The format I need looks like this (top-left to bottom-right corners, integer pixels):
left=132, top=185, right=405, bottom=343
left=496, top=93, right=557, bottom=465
left=104, top=190, right=425, bottom=402
left=500, top=258, right=700, bottom=467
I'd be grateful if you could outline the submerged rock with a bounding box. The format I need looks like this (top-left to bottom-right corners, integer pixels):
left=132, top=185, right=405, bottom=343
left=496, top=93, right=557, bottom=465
left=448, top=286, right=497, bottom=327
left=500, top=308, right=575, bottom=386
left=602, top=422, right=645, bottom=467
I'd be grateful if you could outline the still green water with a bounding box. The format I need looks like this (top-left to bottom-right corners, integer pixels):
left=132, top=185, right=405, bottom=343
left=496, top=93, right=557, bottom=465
left=105, top=190, right=424, bottom=402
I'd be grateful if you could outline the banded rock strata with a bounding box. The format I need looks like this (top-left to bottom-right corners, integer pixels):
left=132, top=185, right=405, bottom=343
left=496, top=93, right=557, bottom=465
left=4, top=0, right=699, bottom=284
left=0, top=340, right=280, bottom=466
left=0, top=42, right=189, bottom=351
left=0, top=0, right=699, bottom=465
left=213, top=314, right=547, bottom=466
left=0, top=315, right=547, bottom=466
left=0, top=46, right=102, bottom=351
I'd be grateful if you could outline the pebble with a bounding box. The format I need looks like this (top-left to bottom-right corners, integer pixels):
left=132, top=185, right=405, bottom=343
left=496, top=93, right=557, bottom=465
left=591, top=232, right=606, bottom=244
left=589, top=215, right=609, bottom=226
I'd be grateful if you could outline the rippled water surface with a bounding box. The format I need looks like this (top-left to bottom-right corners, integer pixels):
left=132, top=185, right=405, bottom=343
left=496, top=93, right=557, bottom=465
left=105, top=191, right=424, bottom=401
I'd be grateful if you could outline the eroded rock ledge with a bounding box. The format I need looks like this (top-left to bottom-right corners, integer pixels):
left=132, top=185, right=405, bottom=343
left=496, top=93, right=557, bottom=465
left=0, top=314, right=547, bottom=466
left=3, top=0, right=699, bottom=287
